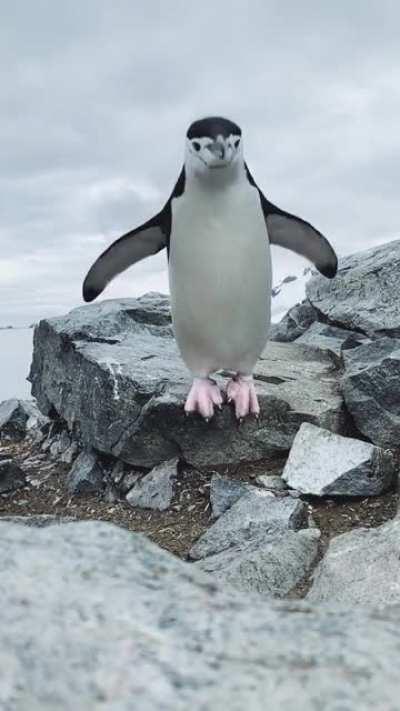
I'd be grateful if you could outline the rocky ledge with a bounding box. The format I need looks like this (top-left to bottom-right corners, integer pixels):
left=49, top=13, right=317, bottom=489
left=28, top=294, right=345, bottom=468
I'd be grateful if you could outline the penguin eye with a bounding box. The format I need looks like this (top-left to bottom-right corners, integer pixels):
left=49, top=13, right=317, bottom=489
left=234, top=138, right=240, bottom=149
left=192, top=141, right=201, bottom=152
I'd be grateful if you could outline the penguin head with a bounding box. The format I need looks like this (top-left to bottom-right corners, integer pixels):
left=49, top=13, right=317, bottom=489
left=185, top=116, right=243, bottom=177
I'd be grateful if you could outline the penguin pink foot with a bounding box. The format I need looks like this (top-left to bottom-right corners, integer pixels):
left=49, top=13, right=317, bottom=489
left=226, top=375, right=260, bottom=420
left=184, top=377, right=224, bottom=420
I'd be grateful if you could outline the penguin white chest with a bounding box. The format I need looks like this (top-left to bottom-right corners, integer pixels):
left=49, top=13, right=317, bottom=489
left=169, top=180, right=271, bottom=376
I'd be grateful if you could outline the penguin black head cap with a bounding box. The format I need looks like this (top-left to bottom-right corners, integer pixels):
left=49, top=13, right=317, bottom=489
left=187, top=116, right=242, bottom=140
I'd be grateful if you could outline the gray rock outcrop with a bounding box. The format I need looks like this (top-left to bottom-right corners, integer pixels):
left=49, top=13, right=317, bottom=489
left=29, top=295, right=345, bottom=468
left=190, top=490, right=307, bottom=560
left=1, top=520, right=400, bottom=710
left=342, top=338, right=400, bottom=448
left=306, top=238, right=400, bottom=337
left=282, top=423, right=395, bottom=496
left=308, top=517, right=400, bottom=605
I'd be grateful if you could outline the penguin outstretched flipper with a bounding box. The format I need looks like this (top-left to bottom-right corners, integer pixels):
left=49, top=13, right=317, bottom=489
left=263, top=201, right=338, bottom=279
left=245, top=165, right=337, bottom=279
left=82, top=212, right=168, bottom=303
left=82, top=169, right=186, bottom=302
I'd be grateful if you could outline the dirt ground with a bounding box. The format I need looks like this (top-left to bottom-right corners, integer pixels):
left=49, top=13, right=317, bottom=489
left=1, top=437, right=398, bottom=566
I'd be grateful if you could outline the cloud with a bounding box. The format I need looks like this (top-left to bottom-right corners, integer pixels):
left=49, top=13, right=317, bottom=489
left=1, top=1, right=399, bottom=325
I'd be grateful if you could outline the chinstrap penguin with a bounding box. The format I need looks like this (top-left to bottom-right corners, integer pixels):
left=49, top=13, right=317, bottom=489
left=83, top=116, right=337, bottom=420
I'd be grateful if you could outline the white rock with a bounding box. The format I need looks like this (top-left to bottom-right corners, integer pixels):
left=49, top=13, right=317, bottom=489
left=282, top=423, right=395, bottom=496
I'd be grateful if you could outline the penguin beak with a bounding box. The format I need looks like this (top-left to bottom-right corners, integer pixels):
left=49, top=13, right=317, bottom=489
left=208, top=140, right=225, bottom=161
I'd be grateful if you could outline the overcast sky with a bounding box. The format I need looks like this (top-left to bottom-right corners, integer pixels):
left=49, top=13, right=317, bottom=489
left=1, top=1, right=399, bottom=325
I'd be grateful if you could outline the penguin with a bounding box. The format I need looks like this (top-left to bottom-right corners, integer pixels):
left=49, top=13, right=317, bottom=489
left=83, top=116, right=337, bottom=420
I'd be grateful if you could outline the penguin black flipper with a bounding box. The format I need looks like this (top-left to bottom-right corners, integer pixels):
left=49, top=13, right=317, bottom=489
left=82, top=169, right=185, bottom=302
left=245, top=165, right=337, bottom=279
left=82, top=212, right=167, bottom=302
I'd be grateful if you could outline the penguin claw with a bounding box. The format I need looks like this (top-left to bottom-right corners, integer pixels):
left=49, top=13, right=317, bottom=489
left=184, top=378, right=224, bottom=420
left=226, top=375, right=260, bottom=420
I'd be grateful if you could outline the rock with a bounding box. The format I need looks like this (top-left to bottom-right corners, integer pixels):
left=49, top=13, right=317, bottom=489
left=126, top=458, right=178, bottom=511
left=49, top=430, right=71, bottom=459
left=1, top=520, right=400, bottom=709
left=60, top=439, right=79, bottom=464
left=196, top=528, right=320, bottom=596
left=0, top=459, right=26, bottom=494
left=296, top=322, right=369, bottom=363
left=110, top=461, right=140, bottom=494
left=120, top=471, right=141, bottom=495
left=256, top=474, right=288, bottom=491
left=342, top=338, right=400, bottom=448
left=190, top=490, right=307, bottom=560
left=282, top=423, right=395, bottom=496
left=0, top=515, right=75, bottom=527
left=29, top=296, right=345, bottom=468
left=209, top=474, right=252, bottom=517
left=103, top=484, right=120, bottom=504
left=0, top=398, right=49, bottom=440
left=39, top=421, right=61, bottom=452
left=307, top=239, right=400, bottom=337
left=307, top=517, right=400, bottom=605
left=110, top=460, right=125, bottom=485
left=269, top=301, right=318, bottom=342
left=118, top=291, right=172, bottom=327
left=67, top=450, right=104, bottom=496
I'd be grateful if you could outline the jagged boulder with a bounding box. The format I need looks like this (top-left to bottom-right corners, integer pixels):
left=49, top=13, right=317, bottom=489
left=306, top=239, right=400, bottom=337
left=342, top=338, right=400, bottom=448
left=29, top=295, right=345, bottom=468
